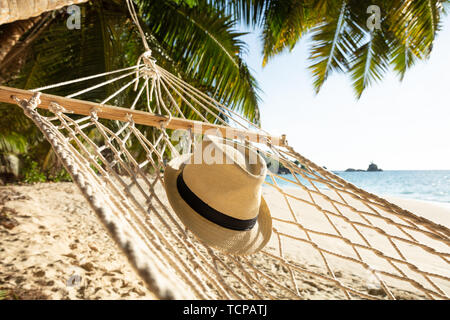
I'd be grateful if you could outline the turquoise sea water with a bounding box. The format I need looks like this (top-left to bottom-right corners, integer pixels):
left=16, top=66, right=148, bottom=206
left=266, top=170, right=450, bottom=204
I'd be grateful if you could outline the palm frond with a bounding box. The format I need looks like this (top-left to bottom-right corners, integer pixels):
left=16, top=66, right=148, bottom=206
left=261, top=0, right=315, bottom=66
left=6, top=3, right=118, bottom=98
left=0, top=132, right=27, bottom=154
left=349, top=31, right=390, bottom=98
left=388, top=0, right=443, bottom=59
left=307, top=1, right=351, bottom=93
left=137, top=0, right=261, bottom=124
left=206, top=0, right=268, bottom=27
left=389, top=37, right=418, bottom=81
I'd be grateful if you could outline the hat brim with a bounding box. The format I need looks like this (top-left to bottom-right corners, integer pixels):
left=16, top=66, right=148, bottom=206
left=164, top=154, right=272, bottom=255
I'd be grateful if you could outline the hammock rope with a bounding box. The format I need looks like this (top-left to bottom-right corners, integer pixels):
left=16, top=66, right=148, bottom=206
left=3, top=58, right=449, bottom=299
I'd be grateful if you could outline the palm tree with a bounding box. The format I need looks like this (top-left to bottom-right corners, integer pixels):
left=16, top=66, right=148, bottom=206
left=0, top=16, right=42, bottom=62
left=0, top=13, right=55, bottom=83
left=211, top=0, right=449, bottom=98
left=0, top=0, right=261, bottom=179
left=3, top=0, right=448, bottom=99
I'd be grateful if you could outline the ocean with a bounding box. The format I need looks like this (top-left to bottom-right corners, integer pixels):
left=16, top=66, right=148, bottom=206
left=265, top=170, right=450, bottom=205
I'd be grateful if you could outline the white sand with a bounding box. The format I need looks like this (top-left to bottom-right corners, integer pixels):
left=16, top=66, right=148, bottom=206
left=0, top=182, right=449, bottom=299
left=0, top=183, right=156, bottom=299
left=384, top=196, right=450, bottom=229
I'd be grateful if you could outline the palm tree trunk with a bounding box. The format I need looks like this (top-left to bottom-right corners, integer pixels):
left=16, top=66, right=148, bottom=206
left=0, top=0, right=88, bottom=25
left=0, top=16, right=42, bottom=62
left=0, top=13, right=54, bottom=83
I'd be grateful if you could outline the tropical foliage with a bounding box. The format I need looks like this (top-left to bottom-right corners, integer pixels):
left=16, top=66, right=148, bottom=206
left=211, top=0, right=449, bottom=97
left=0, top=0, right=260, bottom=181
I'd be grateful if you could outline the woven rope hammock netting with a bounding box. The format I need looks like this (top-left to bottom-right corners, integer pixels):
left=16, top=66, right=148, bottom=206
left=2, top=55, right=449, bottom=300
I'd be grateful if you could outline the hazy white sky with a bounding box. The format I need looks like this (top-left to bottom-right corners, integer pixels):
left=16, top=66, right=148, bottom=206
left=240, top=16, right=450, bottom=171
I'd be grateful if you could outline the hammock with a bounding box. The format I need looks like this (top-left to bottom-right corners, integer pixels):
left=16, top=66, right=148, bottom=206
left=1, top=61, right=449, bottom=299
left=1, top=2, right=449, bottom=300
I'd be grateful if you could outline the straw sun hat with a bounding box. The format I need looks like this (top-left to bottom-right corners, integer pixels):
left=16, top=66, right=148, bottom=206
left=164, top=137, right=272, bottom=255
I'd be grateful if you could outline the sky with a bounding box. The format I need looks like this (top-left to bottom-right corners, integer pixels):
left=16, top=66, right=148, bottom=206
left=239, top=15, right=450, bottom=171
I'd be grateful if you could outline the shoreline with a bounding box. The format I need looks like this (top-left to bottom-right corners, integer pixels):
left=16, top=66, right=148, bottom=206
left=264, top=183, right=450, bottom=209
left=387, top=196, right=450, bottom=210
left=265, top=170, right=450, bottom=208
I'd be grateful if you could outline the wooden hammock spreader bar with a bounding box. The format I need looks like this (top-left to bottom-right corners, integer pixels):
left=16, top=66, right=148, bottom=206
left=0, top=86, right=286, bottom=147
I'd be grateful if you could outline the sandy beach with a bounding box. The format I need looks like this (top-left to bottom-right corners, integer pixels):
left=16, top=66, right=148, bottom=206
left=1, top=0, right=449, bottom=303
left=0, top=182, right=449, bottom=300
left=0, top=183, right=156, bottom=299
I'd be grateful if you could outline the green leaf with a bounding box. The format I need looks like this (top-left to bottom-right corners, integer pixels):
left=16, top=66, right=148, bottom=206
left=136, top=0, right=261, bottom=124
left=308, top=1, right=351, bottom=93
left=349, top=31, right=390, bottom=98
left=261, top=0, right=314, bottom=66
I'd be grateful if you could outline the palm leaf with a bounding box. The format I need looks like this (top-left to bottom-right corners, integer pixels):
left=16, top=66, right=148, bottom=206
left=389, top=37, right=418, bottom=81
left=206, top=0, right=267, bottom=27
left=0, top=132, right=27, bottom=154
left=388, top=0, right=443, bottom=59
left=261, top=0, right=314, bottom=66
left=308, top=0, right=351, bottom=93
left=216, top=0, right=446, bottom=99
left=136, top=0, right=261, bottom=124
left=349, top=31, right=389, bottom=98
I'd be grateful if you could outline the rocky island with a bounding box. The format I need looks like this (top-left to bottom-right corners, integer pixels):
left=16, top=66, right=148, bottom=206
left=344, top=168, right=365, bottom=172
left=367, top=163, right=382, bottom=172
left=345, top=163, right=382, bottom=172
